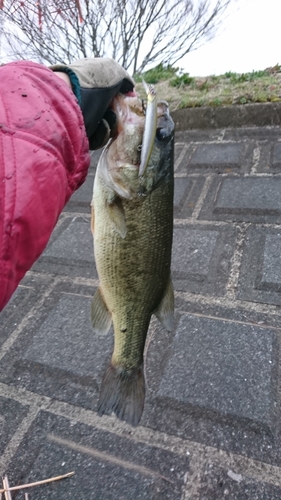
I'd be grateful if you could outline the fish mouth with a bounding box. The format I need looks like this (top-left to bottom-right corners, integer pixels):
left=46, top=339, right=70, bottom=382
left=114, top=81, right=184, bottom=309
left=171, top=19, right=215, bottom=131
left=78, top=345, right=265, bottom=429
left=107, top=94, right=146, bottom=170
left=111, top=94, right=145, bottom=133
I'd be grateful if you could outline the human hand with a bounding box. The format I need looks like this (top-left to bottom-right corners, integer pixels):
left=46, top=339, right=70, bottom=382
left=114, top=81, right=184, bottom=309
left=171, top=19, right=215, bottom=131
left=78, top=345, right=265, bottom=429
left=51, top=58, right=135, bottom=149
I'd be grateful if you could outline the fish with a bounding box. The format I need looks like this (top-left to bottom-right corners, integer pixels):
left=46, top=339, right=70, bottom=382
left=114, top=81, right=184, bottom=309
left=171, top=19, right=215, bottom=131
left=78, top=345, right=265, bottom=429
left=90, top=89, right=175, bottom=426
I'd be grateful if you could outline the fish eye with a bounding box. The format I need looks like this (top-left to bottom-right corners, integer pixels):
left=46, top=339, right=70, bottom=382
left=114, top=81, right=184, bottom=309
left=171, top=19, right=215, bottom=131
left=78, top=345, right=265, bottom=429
left=156, top=127, right=170, bottom=142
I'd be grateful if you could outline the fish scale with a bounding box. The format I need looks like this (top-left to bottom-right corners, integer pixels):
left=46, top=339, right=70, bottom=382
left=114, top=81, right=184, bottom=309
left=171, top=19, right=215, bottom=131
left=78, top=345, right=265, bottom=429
left=94, top=179, right=173, bottom=367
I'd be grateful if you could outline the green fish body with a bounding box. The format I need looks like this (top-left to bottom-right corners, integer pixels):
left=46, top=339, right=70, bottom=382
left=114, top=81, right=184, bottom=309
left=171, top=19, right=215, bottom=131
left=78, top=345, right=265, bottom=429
left=91, top=96, right=174, bottom=426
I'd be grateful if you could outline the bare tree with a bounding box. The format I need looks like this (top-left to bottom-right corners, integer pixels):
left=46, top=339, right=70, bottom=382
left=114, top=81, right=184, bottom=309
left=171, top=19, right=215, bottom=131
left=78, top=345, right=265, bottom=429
left=0, top=0, right=233, bottom=73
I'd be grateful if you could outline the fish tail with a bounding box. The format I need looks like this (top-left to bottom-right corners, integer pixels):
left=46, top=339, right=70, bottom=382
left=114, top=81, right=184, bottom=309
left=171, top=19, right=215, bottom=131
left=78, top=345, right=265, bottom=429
left=98, top=364, right=145, bottom=427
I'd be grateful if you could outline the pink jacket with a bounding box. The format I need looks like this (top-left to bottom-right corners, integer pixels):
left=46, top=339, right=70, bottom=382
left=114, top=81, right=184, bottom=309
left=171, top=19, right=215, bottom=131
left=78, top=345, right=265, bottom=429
left=0, top=61, right=90, bottom=310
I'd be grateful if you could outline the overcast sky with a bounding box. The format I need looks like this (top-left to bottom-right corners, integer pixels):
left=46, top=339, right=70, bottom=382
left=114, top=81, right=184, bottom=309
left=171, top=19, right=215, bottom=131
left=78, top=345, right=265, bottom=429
left=0, top=0, right=280, bottom=77
left=178, top=0, right=281, bottom=76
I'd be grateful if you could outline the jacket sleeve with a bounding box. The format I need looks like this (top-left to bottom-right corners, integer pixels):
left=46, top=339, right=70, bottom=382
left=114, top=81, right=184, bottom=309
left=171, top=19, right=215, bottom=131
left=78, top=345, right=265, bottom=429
left=0, top=61, right=90, bottom=310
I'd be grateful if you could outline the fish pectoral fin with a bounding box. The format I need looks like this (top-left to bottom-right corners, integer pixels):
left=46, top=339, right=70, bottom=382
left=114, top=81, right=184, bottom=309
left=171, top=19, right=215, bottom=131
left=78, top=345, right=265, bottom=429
left=98, top=365, right=145, bottom=427
left=91, top=288, right=112, bottom=335
left=106, top=198, right=127, bottom=238
left=154, top=276, right=174, bottom=331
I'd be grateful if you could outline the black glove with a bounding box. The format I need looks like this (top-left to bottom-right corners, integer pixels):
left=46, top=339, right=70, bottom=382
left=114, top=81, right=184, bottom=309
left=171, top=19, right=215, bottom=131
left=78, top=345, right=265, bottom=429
left=51, top=58, right=135, bottom=149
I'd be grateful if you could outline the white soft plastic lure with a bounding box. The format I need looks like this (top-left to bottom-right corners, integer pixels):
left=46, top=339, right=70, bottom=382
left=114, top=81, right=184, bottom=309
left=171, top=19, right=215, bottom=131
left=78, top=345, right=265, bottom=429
left=138, top=80, right=158, bottom=177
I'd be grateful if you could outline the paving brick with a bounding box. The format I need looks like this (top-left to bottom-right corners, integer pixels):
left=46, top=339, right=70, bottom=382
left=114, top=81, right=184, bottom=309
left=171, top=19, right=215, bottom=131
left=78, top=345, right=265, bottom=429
left=43, top=219, right=93, bottom=261
left=199, top=177, right=281, bottom=223
left=64, top=174, right=94, bottom=213
left=199, top=464, right=281, bottom=499
left=261, top=233, right=281, bottom=288
left=172, top=224, right=236, bottom=294
left=234, top=139, right=281, bottom=175
left=62, top=150, right=99, bottom=215
left=0, top=287, right=36, bottom=347
left=174, top=177, right=205, bottom=218
left=0, top=397, right=29, bottom=455
left=174, top=141, right=186, bottom=162
left=271, top=142, right=281, bottom=169
left=0, top=289, right=111, bottom=409
left=158, top=314, right=275, bottom=424
left=33, top=217, right=97, bottom=279
left=89, top=149, right=101, bottom=170
left=215, top=178, right=281, bottom=213
left=238, top=227, right=281, bottom=305
left=23, top=294, right=112, bottom=379
left=223, top=126, right=281, bottom=141
left=188, top=143, right=244, bottom=171
left=7, top=412, right=188, bottom=500
left=175, top=289, right=281, bottom=330
left=176, top=129, right=226, bottom=143
left=252, top=142, right=272, bottom=173
left=0, top=275, right=53, bottom=346
left=173, top=228, right=218, bottom=274
left=143, top=310, right=279, bottom=465
left=174, top=178, right=193, bottom=215
left=192, top=143, right=242, bottom=165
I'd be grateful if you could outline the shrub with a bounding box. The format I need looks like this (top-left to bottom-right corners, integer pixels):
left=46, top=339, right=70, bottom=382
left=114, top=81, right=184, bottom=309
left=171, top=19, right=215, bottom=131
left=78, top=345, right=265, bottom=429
left=169, top=72, right=194, bottom=88
left=134, top=63, right=178, bottom=84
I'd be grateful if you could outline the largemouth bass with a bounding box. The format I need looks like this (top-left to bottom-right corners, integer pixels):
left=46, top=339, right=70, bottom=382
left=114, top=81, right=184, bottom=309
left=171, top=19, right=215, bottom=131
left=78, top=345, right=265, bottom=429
left=91, top=92, right=174, bottom=426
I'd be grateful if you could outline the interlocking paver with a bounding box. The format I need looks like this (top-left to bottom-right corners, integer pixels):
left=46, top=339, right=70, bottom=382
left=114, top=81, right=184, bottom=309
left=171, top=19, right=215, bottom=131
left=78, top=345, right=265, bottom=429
left=172, top=224, right=236, bottom=294
left=189, top=143, right=243, bottom=168
left=2, top=122, right=281, bottom=498
left=174, top=177, right=206, bottom=218
left=64, top=173, right=95, bottom=213
left=238, top=226, right=281, bottom=305
left=176, top=140, right=255, bottom=174
left=215, top=178, right=281, bottom=214
left=0, top=397, right=29, bottom=455
left=158, top=314, right=275, bottom=423
left=0, top=286, right=103, bottom=409
left=33, top=216, right=97, bottom=278
left=271, top=142, right=281, bottom=169
left=199, top=464, right=281, bottom=500
left=7, top=412, right=188, bottom=500
left=199, top=176, right=281, bottom=223
left=261, top=233, right=281, bottom=287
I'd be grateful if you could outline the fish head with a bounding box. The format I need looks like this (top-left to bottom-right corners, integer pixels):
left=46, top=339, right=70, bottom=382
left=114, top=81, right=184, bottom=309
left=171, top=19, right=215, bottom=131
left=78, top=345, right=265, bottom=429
left=98, top=94, right=174, bottom=199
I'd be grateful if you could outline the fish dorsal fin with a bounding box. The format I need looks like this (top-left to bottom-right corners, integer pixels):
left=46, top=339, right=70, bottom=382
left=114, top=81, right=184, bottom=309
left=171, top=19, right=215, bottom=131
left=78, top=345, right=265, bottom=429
left=91, top=288, right=112, bottom=335
left=106, top=198, right=127, bottom=239
left=154, top=276, right=174, bottom=331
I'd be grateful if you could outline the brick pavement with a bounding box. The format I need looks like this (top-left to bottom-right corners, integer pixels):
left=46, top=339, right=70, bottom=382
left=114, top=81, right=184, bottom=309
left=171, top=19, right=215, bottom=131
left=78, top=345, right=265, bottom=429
left=1, top=125, right=281, bottom=498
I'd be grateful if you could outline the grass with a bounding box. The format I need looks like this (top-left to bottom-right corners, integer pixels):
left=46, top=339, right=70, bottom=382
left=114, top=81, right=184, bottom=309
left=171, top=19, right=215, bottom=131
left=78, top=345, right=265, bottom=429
left=134, top=63, right=281, bottom=111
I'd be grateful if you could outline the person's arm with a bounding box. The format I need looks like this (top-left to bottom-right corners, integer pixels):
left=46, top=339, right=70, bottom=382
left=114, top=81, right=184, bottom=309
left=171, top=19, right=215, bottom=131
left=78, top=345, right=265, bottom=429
left=0, top=58, right=135, bottom=311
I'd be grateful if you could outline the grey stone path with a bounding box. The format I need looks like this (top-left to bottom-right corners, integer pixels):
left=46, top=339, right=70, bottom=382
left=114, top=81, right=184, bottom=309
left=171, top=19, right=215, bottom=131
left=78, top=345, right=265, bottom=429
left=1, top=125, right=281, bottom=499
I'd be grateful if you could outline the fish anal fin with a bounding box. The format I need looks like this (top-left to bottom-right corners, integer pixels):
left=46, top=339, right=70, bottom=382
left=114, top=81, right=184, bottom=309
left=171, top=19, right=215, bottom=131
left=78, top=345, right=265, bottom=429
left=91, top=288, right=112, bottom=336
left=154, top=276, right=174, bottom=331
left=98, top=365, right=145, bottom=427
left=107, top=198, right=127, bottom=239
